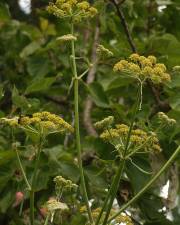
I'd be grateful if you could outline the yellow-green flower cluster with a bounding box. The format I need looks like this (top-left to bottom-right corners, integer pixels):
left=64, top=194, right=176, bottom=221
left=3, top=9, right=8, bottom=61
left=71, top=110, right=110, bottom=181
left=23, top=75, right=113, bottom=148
left=56, top=34, right=77, bottom=42
left=0, top=117, right=19, bottom=127
left=115, top=213, right=133, bottom=225
left=20, top=111, right=74, bottom=133
left=0, top=112, right=74, bottom=134
left=54, top=175, right=78, bottom=192
left=100, top=124, right=161, bottom=154
left=157, top=112, right=176, bottom=126
left=96, top=44, right=114, bottom=58
left=94, top=116, right=114, bottom=130
left=46, top=199, right=68, bottom=212
left=47, top=0, right=97, bottom=21
left=173, top=65, right=180, bottom=72
left=113, top=53, right=171, bottom=84
left=82, top=207, right=134, bottom=225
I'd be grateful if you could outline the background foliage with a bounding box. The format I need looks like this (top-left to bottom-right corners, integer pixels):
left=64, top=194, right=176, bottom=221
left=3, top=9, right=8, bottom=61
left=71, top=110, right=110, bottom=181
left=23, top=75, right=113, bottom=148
left=0, top=0, right=180, bottom=224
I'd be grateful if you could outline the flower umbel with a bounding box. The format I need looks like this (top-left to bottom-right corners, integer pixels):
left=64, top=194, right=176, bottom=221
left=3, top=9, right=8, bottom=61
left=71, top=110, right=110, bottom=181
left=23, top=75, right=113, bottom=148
left=113, top=54, right=171, bottom=84
left=47, top=0, right=98, bottom=21
left=56, top=34, right=77, bottom=42
left=0, top=111, right=74, bottom=135
left=54, top=175, right=78, bottom=195
left=96, top=44, right=114, bottom=58
left=45, top=198, right=68, bottom=222
left=157, top=112, right=176, bottom=126
left=94, top=116, right=114, bottom=130
left=99, top=123, right=161, bottom=155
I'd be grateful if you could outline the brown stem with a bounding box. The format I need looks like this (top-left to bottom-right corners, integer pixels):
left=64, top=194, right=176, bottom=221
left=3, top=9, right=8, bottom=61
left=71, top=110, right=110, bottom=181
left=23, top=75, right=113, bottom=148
left=83, top=20, right=100, bottom=137
left=110, top=0, right=137, bottom=53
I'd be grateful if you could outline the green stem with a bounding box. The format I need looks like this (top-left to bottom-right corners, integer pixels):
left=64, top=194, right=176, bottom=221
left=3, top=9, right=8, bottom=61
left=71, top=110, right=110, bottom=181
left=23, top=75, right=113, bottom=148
left=96, top=88, right=141, bottom=225
left=30, top=138, right=43, bottom=225
left=70, top=21, right=93, bottom=224
left=108, top=145, right=180, bottom=223
left=15, top=147, right=31, bottom=190
left=19, top=200, right=24, bottom=216
left=101, top=161, right=125, bottom=225
left=44, top=213, right=50, bottom=225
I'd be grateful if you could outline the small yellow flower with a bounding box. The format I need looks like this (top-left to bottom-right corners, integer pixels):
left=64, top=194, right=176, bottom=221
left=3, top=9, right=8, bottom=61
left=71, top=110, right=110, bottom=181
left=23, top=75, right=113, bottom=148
left=152, top=144, right=162, bottom=153
left=61, top=3, right=71, bottom=12
left=157, top=112, right=176, bottom=126
left=113, top=62, right=125, bottom=72
left=77, top=1, right=90, bottom=10
left=57, top=34, right=77, bottom=42
left=155, top=63, right=166, bottom=72
left=129, top=63, right=141, bottom=73
left=40, top=121, right=56, bottom=130
left=130, top=135, right=143, bottom=144
left=97, top=44, right=113, bottom=57
left=100, top=129, right=119, bottom=142
left=129, top=53, right=140, bottom=62
left=140, top=58, right=152, bottom=67
left=89, top=7, right=98, bottom=16
left=19, top=116, right=31, bottom=126
left=148, top=55, right=157, bottom=64
left=30, top=117, right=41, bottom=124
left=141, top=66, right=153, bottom=76
left=161, top=73, right=171, bottom=82
left=94, top=116, right=114, bottom=130
left=46, top=199, right=68, bottom=212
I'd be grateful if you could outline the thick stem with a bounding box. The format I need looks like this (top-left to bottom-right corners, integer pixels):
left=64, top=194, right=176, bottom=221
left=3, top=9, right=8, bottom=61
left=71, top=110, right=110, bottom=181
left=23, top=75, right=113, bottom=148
left=70, top=22, right=93, bottom=224
left=101, top=161, right=125, bottom=225
left=108, top=145, right=180, bottom=223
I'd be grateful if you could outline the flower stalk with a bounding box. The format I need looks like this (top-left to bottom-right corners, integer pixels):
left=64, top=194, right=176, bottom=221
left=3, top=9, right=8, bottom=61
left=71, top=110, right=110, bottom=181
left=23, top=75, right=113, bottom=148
left=30, top=136, right=43, bottom=225
left=96, top=87, right=141, bottom=225
left=70, top=21, right=93, bottom=224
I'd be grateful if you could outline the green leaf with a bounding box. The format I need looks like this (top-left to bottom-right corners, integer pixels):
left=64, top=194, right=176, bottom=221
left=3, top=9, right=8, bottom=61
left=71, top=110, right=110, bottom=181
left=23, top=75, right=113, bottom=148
left=12, top=86, right=29, bottom=110
left=27, top=55, right=52, bottom=77
left=0, top=150, right=15, bottom=166
left=167, top=71, right=180, bottom=88
left=126, top=156, right=151, bottom=193
left=25, top=77, right=56, bottom=94
left=87, top=82, right=110, bottom=108
left=0, top=189, right=14, bottom=213
left=107, top=76, right=132, bottom=91
left=169, top=92, right=180, bottom=111
left=20, top=41, right=42, bottom=58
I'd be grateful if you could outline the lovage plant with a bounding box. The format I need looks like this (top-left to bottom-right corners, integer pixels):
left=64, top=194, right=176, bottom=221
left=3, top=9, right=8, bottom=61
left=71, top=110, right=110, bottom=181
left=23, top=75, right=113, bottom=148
left=0, top=1, right=179, bottom=225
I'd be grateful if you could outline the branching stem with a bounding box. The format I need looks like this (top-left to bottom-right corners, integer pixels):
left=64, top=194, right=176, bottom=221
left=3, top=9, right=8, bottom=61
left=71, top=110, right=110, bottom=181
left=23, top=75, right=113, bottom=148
left=108, top=145, right=180, bottom=223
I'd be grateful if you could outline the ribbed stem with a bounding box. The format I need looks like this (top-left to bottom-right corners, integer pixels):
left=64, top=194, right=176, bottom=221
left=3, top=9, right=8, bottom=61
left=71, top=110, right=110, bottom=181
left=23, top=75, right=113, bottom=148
left=70, top=22, right=94, bottom=224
